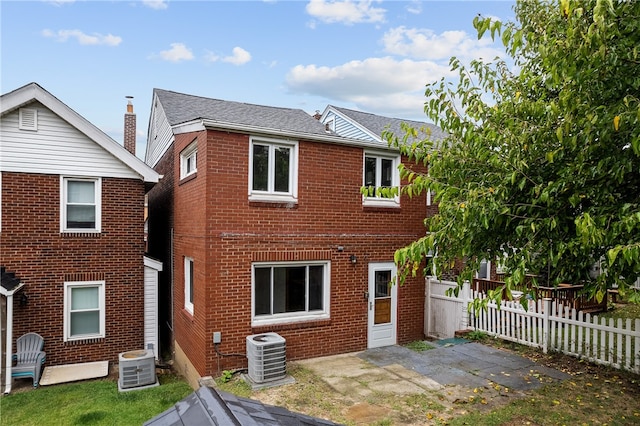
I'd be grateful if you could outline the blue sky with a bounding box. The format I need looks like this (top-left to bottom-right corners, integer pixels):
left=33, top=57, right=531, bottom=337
left=2, top=0, right=515, bottom=158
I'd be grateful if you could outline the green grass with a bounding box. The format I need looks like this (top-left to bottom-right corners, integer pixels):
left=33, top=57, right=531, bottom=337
left=601, top=301, right=640, bottom=328
left=404, top=340, right=435, bottom=352
left=0, top=374, right=192, bottom=426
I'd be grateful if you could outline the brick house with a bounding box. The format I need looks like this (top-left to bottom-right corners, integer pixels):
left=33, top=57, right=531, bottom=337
left=145, top=88, right=438, bottom=387
left=0, top=83, right=160, bottom=392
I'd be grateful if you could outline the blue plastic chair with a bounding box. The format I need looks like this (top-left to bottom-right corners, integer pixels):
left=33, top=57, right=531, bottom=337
left=12, top=332, right=46, bottom=387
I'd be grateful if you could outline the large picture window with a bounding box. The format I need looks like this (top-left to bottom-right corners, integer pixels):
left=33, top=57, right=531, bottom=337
left=252, top=262, right=330, bottom=325
left=61, top=177, right=101, bottom=232
left=363, top=152, right=400, bottom=207
left=63, top=281, right=105, bottom=341
left=249, top=137, right=298, bottom=202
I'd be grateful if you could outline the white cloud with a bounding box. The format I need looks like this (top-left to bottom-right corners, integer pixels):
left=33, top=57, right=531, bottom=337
left=41, top=29, right=122, bottom=46
left=142, top=0, right=169, bottom=10
left=204, top=51, right=220, bottom=62
left=382, top=26, right=503, bottom=61
left=286, top=56, right=453, bottom=118
left=205, top=47, right=252, bottom=65
left=143, top=0, right=168, bottom=10
left=222, top=47, right=252, bottom=65
left=44, top=0, right=75, bottom=6
left=306, top=0, right=385, bottom=25
left=159, top=43, right=194, bottom=62
left=406, top=1, right=422, bottom=15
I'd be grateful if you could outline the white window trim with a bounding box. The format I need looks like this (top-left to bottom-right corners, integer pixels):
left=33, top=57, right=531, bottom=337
left=251, top=261, right=330, bottom=327
left=60, top=176, right=102, bottom=233
left=180, top=140, right=198, bottom=179
left=184, top=257, right=194, bottom=315
left=362, top=151, right=400, bottom=207
left=248, top=136, right=298, bottom=203
left=19, top=108, right=38, bottom=131
left=63, top=280, right=106, bottom=342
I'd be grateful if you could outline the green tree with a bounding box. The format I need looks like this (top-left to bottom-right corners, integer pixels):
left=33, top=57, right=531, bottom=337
left=387, top=0, right=640, bottom=304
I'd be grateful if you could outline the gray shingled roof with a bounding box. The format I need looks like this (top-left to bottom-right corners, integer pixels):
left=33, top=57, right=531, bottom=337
left=330, top=105, right=447, bottom=141
left=155, top=89, right=331, bottom=137
left=144, top=386, right=342, bottom=426
left=1, top=267, right=21, bottom=293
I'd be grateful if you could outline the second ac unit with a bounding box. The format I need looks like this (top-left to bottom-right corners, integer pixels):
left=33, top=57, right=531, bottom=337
left=246, top=332, right=286, bottom=384
left=118, top=349, right=158, bottom=391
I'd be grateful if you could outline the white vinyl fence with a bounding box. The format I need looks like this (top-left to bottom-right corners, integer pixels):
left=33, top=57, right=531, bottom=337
left=426, top=277, right=640, bottom=373
left=424, top=278, right=470, bottom=339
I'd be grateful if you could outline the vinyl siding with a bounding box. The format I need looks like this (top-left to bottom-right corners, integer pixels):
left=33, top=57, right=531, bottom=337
left=328, top=111, right=376, bottom=141
left=0, top=102, right=139, bottom=179
left=144, top=259, right=161, bottom=359
left=144, top=97, right=174, bottom=168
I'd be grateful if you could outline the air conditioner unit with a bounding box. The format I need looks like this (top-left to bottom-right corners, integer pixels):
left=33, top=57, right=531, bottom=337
left=118, top=349, right=158, bottom=392
left=246, top=332, right=286, bottom=384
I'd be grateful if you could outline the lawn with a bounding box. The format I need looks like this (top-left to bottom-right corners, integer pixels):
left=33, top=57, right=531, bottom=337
left=2, top=302, right=638, bottom=425
left=0, top=374, right=192, bottom=426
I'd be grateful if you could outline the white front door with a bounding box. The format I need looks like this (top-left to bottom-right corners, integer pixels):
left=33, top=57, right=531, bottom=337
left=367, top=262, right=397, bottom=348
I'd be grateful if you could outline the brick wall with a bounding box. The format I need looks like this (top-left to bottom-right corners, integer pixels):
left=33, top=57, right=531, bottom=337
left=149, top=129, right=429, bottom=377
left=0, top=171, right=146, bottom=365
left=146, top=144, right=175, bottom=358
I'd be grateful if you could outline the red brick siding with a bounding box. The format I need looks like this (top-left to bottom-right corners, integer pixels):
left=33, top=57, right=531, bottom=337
left=146, top=144, right=175, bottom=358
left=150, top=129, right=429, bottom=376
left=172, top=131, right=209, bottom=375
left=0, top=171, right=146, bottom=365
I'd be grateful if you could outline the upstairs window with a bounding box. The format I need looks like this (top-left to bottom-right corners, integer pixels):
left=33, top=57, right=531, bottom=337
left=180, top=140, right=197, bottom=179
left=61, top=177, right=101, bottom=232
left=363, top=152, right=400, bottom=207
left=249, top=137, right=298, bottom=202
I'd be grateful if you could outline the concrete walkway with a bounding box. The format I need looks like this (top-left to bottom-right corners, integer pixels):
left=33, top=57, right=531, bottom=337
left=298, top=339, right=569, bottom=398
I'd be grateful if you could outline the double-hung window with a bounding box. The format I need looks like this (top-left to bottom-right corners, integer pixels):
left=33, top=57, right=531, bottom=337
left=252, top=262, right=330, bottom=326
left=180, top=140, right=197, bottom=179
left=249, top=137, right=298, bottom=202
left=363, top=152, right=400, bottom=207
left=61, top=177, right=101, bottom=232
left=63, top=281, right=105, bottom=341
left=184, top=257, right=194, bottom=314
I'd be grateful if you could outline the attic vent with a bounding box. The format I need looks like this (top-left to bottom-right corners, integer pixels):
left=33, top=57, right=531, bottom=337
left=19, top=108, right=38, bottom=131
left=246, top=332, right=286, bottom=384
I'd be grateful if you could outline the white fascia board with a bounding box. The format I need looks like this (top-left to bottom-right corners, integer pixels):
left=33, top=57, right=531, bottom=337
left=200, top=119, right=397, bottom=152
left=1, top=83, right=160, bottom=183
left=172, top=120, right=206, bottom=135
left=144, top=256, right=163, bottom=271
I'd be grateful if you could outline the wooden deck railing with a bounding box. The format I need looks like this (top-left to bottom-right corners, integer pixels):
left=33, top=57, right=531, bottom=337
left=473, top=277, right=608, bottom=313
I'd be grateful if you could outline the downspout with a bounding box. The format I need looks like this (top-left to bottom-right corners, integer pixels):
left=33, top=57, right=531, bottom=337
left=4, top=294, right=13, bottom=394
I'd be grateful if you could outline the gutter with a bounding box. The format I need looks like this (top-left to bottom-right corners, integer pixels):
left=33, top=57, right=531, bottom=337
left=198, top=119, right=401, bottom=152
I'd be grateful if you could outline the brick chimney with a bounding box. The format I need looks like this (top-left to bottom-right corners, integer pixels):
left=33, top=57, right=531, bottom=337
left=124, top=96, right=136, bottom=155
